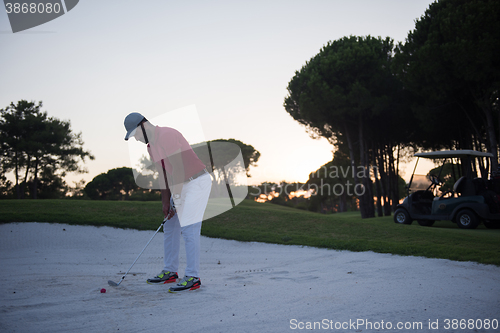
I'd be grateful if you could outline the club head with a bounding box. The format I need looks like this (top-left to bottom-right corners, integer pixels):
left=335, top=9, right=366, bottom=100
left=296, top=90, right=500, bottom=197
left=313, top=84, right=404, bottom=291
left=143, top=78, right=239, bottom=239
left=108, top=280, right=119, bottom=287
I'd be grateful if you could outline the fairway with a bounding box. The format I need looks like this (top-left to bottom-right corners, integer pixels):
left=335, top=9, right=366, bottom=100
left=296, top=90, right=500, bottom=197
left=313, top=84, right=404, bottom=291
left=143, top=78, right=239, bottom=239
left=1, top=199, right=499, bottom=266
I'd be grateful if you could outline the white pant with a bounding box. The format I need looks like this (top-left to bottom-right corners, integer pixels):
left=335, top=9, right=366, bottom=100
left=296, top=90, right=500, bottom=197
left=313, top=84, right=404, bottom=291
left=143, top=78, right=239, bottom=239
left=162, top=173, right=211, bottom=277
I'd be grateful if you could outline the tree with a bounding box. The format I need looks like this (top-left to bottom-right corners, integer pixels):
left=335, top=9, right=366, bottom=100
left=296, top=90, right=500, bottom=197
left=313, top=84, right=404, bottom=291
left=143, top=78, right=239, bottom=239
left=84, top=167, right=138, bottom=200
left=127, top=138, right=259, bottom=203
left=284, top=36, right=410, bottom=218
left=0, top=173, right=12, bottom=198
left=192, top=138, right=260, bottom=189
left=209, top=138, right=260, bottom=177
left=0, top=100, right=94, bottom=199
left=394, top=0, right=500, bottom=168
left=66, top=179, right=87, bottom=198
left=306, top=149, right=356, bottom=213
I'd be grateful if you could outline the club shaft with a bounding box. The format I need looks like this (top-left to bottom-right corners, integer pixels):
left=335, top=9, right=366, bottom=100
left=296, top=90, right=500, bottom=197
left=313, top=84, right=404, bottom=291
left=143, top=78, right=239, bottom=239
left=116, top=220, right=165, bottom=285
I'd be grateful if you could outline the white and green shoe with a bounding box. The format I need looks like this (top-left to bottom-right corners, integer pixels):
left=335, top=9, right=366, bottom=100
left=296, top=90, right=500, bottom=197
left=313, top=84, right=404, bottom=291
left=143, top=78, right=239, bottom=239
left=168, top=276, right=201, bottom=292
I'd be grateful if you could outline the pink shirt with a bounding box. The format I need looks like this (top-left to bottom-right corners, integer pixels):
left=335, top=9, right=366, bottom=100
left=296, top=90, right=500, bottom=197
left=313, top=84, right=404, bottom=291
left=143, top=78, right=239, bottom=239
left=147, top=126, right=206, bottom=181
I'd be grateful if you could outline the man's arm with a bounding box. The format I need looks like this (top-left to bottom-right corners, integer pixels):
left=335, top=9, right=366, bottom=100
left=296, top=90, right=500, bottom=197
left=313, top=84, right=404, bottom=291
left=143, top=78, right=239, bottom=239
left=169, top=148, right=185, bottom=206
left=156, top=160, right=172, bottom=218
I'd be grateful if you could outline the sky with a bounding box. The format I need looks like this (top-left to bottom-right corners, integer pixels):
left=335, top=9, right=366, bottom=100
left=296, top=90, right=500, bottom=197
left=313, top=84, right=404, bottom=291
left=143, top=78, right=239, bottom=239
left=0, top=0, right=436, bottom=187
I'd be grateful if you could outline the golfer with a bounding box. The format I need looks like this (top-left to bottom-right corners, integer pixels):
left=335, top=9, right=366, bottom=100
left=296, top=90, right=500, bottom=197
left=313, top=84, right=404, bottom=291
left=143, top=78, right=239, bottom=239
left=124, top=112, right=212, bottom=292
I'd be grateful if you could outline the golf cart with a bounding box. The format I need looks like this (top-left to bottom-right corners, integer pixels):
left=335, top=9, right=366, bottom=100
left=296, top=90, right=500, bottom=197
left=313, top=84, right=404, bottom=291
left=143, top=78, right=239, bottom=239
left=394, top=150, right=500, bottom=229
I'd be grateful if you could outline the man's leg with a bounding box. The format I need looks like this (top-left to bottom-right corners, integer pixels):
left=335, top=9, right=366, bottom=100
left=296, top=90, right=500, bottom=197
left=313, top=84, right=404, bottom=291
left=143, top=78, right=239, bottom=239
left=163, top=213, right=181, bottom=273
left=182, top=221, right=202, bottom=277
left=179, top=173, right=212, bottom=277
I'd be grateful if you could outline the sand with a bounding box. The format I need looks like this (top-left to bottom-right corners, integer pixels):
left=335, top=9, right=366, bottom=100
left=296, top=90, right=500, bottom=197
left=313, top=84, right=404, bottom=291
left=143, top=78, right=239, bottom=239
left=1, top=222, right=499, bottom=332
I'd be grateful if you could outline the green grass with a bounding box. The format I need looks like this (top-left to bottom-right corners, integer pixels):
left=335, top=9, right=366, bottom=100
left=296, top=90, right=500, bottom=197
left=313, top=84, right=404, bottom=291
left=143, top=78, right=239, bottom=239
left=1, top=199, right=499, bottom=266
left=0, top=199, right=164, bottom=230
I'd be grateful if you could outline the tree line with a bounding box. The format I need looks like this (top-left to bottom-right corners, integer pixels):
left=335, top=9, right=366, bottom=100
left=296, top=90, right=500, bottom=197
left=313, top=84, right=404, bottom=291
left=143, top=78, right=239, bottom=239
left=0, top=100, right=94, bottom=199
left=83, top=139, right=260, bottom=200
left=284, top=0, right=500, bottom=218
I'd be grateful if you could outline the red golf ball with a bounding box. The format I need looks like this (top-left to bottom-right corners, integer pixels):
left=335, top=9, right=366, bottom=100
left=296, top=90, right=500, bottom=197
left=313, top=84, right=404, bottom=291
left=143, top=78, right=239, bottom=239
left=100, top=288, right=106, bottom=293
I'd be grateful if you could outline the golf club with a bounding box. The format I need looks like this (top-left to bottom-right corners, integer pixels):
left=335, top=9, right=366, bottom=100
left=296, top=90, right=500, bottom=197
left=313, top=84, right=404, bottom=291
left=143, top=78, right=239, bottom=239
left=108, top=217, right=167, bottom=287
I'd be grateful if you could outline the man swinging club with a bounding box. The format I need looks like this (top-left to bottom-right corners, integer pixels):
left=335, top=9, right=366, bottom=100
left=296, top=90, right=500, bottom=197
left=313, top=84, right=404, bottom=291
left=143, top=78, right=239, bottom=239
left=124, top=112, right=212, bottom=292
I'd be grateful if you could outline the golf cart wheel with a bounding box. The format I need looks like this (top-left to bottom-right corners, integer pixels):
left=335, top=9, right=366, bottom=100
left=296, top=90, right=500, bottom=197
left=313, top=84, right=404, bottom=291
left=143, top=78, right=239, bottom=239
left=455, top=209, right=479, bottom=229
left=417, top=220, right=435, bottom=227
left=394, top=208, right=412, bottom=225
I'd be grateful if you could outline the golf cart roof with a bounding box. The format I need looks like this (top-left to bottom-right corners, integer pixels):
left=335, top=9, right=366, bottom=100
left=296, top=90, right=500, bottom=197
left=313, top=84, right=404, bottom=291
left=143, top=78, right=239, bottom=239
left=414, top=150, right=493, bottom=159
